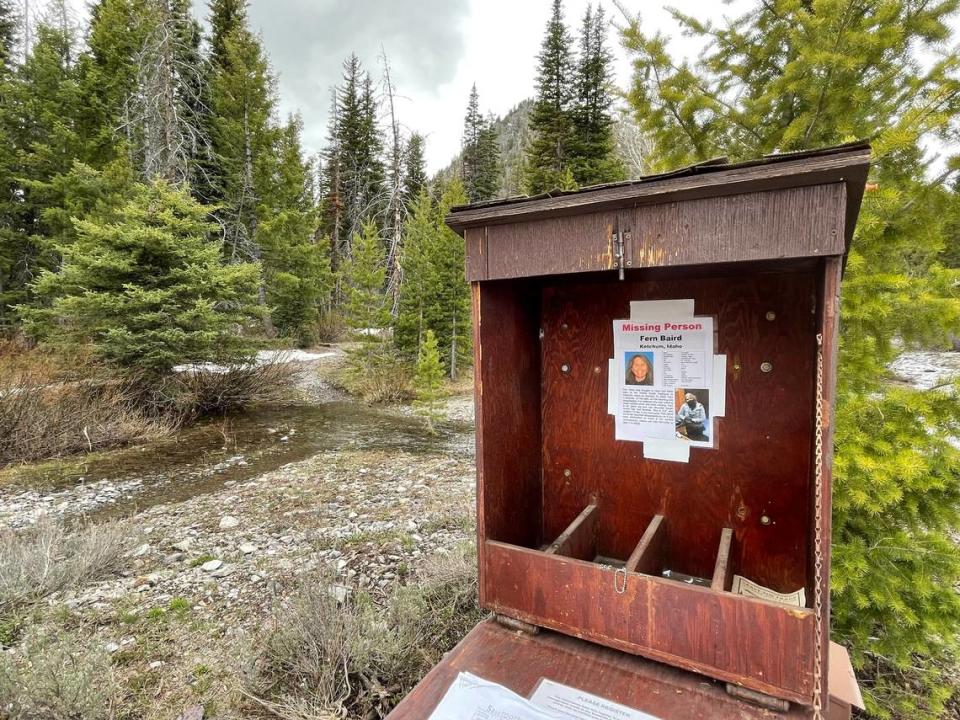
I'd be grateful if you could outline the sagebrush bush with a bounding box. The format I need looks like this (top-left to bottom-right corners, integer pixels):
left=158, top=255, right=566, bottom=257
left=0, top=351, right=172, bottom=467
left=0, top=629, right=124, bottom=720
left=0, top=519, right=132, bottom=617
left=245, top=545, right=482, bottom=719
left=154, top=357, right=302, bottom=417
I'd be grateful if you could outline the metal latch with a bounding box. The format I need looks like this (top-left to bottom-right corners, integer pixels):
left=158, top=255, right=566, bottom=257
left=612, top=225, right=631, bottom=281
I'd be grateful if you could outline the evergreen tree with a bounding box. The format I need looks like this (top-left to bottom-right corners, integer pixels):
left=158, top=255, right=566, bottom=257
left=342, top=218, right=389, bottom=336
left=461, top=84, right=501, bottom=202
left=22, top=180, right=260, bottom=372
left=320, top=55, right=385, bottom=271
left=395, top=181, right=471, bottom=378
left=258, top=116, right=333, bottom=345
left=524, top=0, right=576, bottom=194
left=571, top=4, right=624, bottom=186
left=1, top=20, right=85, bottom=319
left=403, top=132, right=427, bottom=210
left=77, top=0, right=151, bottom=170
left=207, top=0, right=246, bottom=71
left=208, top=22, right=275, bottom=263
left=413, top=329, right=445, bottom=433
left=622, top=3, right=960, bottom=717
left=0, top=0, right=18, bottom=66
left=395, top=188, right=437, bottom=357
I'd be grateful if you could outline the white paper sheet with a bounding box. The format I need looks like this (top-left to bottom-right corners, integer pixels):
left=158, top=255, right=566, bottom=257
left=642, top=438, right=691, bottom=463
left=629, top=299, right=695, bottom=320
left=530, top=678, right=661, bottom=720
left=607, top=358, right=618, bottom=415
left=428, top=672, right=563, bottom=720
left=712, top=355, right=727, bottom=417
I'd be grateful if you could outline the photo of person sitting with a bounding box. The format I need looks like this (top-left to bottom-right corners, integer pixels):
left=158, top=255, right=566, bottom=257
left=676, top=392, right=708, bottom=441
left=625, top=353, right=654, bottom=385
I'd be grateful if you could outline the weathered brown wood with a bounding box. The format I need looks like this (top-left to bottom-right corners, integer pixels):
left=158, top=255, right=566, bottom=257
left=467, top=185, right=845, bottom=281
left=812, top=255, right=843, bottom=714
left=472, top=280, right=542, bottom=608
left=447, top=146, right=870, bottom=247
left=387, top=619, right=816, bottom=719
left=482, top=540, right=816, bottom=705
left=712, top=528, right=734, bottom=592
left=545, top=502, right=598, bottom=561
left=625, top=514, right=666, bottom=575
left=538, top=269, right=816, bottom=590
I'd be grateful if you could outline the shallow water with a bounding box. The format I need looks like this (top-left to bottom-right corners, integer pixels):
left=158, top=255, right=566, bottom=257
left=0, top=401, right=474, bottom=521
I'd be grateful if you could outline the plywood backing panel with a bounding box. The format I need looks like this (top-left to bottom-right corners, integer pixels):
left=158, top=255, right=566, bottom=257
left=538, top=268, right=818, bottom=593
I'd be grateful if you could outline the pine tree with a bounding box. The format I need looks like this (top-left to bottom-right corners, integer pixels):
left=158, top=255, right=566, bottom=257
left=320, top=55, right=385, bottom=271
left=524, top=0, right=576, bottom=194
left=342, top=218, right=389, bottom=337
left=77, top=0, right=151, bottom=170
left=622, top=3, right=960, bottom=717
left=395, top=188, right=437, bottom=357
left=395, top=181, right=471, bottom=378
left=258, top=115, right=333, bottom=345
left=461, top=85, right=501, bottom=202
left=21, top=180, right=260, bottom=372
left=1, top=19, right=85, bottom=319
left=208, top=22, right=275, bottom=263
left=207, top=0, right=246, bottom=71
left=403, top=132, right=427, bottom=210
left=571, top=4, right=625, bottom=186
left=0, top=0, right=18, bottom=66
left=413, top=329, right=445, bottom=433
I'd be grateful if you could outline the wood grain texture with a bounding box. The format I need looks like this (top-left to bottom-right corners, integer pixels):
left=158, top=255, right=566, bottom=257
left=537, top=269, right=817, bottom=590
left=387, top=619, right=823, bottom=719
left=627, top=185, right=845, bottom=270
left=625, top=514, right=665, bottom=574
left=483, top=541, right=816, bottom=705
left=545, top=502, right=598, bottom=560
left=712, top=528, right=734, bottom=592
left=472, top=280, right=542, bottom=606
left=467, top=185, right=844, bottom=281
left=447, top=147, right=869, bottom=243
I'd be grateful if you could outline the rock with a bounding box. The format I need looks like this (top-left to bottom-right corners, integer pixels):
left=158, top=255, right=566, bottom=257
left=132, top=543, right=151, bottom=558
left=149, top=660, right=163, bottom=670
left=176, top=706, right=205, bottom=720
left=219, top=516, right=240, bottom=530
left=200, top=559, right=223, bottom=572
left=329, top=585, right=350, bottom=603
left=104, top=642, right=120, bottom=654
left=238, top=542, right=257, bottom=555
left=211, top=565, right=234, bottom=578
left=171, top=539, right=193, bottom=552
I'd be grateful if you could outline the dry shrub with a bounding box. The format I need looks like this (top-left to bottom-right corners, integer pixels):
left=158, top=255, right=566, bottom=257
left=0, top=628, right=125, bottom=720
left=0, top=519, right=132, bottom=617
left=333, top=347, right=415, bottom=404
left=0, top=347, right=173, bottom=467
left=158, top=358, right=302, bottom=416
left=245, top=544, right=482, bottom=719
left=314, top=312, right=347, bottom=344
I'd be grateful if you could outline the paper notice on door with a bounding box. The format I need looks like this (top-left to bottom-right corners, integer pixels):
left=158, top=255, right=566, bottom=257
left=428, top=672, right=563, bottom=720
left=530, top=679, right=661, bottom=720
left=731, top=575, right=806, bottom=607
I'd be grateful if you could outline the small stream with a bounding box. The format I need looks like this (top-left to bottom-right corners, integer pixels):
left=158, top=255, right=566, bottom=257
left=0, top=401, right=474, bottom=526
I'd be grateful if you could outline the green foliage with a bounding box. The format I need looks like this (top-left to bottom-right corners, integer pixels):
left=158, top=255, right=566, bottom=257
left=461, top=84, right=502, bottom=203
left=403, top=132, right=428, bottom=210
left=343, top=218, right=390, bottom=337
left=413, top=329, right=446, bottom=432
left=395, top=182, right=472, bottom=378
left=525, top=0, right=624, bottom=193
left=259, top=116, right=334, bottom=345
left=525, top=0, right=577, bottom=194
left=22, top=180, right=261, bottom=373
left=622, top=2, right=960, bottom=716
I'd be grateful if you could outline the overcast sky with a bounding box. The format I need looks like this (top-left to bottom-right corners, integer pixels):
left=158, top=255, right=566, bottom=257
left=231, top=0, right=748, bottom=172
left=56, top=0, right=955, bottom=173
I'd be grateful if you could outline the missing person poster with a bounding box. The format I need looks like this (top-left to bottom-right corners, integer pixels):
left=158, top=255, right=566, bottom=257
left=607, top=300, right=726, bottom=461
left=613, top=316, right=715, bottom=447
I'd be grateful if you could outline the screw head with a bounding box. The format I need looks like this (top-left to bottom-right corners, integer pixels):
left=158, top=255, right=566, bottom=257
left=561, top=364, right=570, bottom=374
left=765, top=311, right=776, bottom=321
left=761, top=362, right=773, bottom=373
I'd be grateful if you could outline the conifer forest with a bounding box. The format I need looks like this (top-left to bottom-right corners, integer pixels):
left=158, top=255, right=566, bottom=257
left=0, top=0, right=958, bottom=719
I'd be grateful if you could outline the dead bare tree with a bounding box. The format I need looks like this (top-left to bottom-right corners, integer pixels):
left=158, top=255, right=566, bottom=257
left=380, top=49, right=405, bottom=317
left=124, top=0, right=208, bottom=186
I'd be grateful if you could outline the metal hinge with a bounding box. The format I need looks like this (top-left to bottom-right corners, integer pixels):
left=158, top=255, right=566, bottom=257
left=613, top=227, right=631, bottom=281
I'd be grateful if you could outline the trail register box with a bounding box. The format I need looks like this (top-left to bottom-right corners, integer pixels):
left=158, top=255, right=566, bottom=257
left=388, top=143, right=871, bottom=720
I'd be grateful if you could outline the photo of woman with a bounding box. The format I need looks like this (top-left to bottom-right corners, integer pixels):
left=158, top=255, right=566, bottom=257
left=624, top=352, right=654, bottom=385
